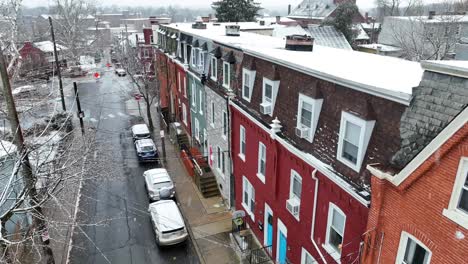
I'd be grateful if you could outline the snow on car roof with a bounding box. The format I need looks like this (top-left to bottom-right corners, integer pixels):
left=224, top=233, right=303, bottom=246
left=149, top=200, right=184, bottom=232
left=136, top=138, right=155, bottom=146
left=145, top=169, right=171, bottom=183
left=132, top=124, right=150, bottom=134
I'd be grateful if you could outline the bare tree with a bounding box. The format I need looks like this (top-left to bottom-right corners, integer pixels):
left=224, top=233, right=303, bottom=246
left=51, top=0, right=96, bottom=61
left=0, top=0, right=24, bottom=77
left=114, top=36, right=158, bottom=131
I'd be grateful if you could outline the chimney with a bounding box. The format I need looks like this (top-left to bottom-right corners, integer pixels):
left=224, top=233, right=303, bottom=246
left=285, top=35, right=314, bottom=51
left=192, top=16, right=207, bottom=29
left=225, top=25, right=240, bottom=36
left=259, top=20, right=265, bottom=26
left=276, top=16, right=281, bottom=24
left=288, top=4, right=291, bottom=15
left=365, top=12, right=369, bottom=23
left=428, top=11, right=436, bottom=19
left=201, top=16, right=210, bottom=23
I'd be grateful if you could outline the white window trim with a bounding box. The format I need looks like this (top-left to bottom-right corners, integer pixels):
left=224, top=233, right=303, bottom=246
left=323, top=202, right=346, bottom=262
left=182, top=104, right=187, bottom=125
left=222, top=62, right=230, bottom=89
left=301, top=248, right=316, bottom=264
left=239, top=125, right=246, bottom=161
left=183, top=43, right=188, bottom=64
left=198, top=50, right=205, bottom=71
left=194, top=118, right=200, bottom=141
left=210, top=101, right=215, bottom=128
left=216, top=146, right=225, bottom=178
left=296, top=93, right=323, bottom=143
left=210, top=56, right=217, bottom=81
left=222, top=110, right=227, bottom=140
left=178, top=71, right=182, bottom=92
left=336, top=111, right=375, bottom=172
left=287, top=170, right=302, bottom=220
left=395, top=232, right=432, bottom=264
left=261, top=77, right=280, bottom=117
left=199, top=90, right=203, bottom=115
left=257, top=142, right=266, bottom=183
left=275, top=219, right=287, bottom=263
left=191, top=80, right=196, bottom=108
left=242, top=176, right=255, bottom=221
left=242, top=68, right=256, bottom=102
left=443, top=157, right=468, bottom=229
left=183, top=76, right=187, bottom=97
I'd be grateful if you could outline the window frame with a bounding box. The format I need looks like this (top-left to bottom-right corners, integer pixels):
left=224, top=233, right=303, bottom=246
left=242, top=176, right=255, bottom=221
left=239, top=125, right=246, bottom=161
left=257, top=142, right=266, bottom=183
left=222, top=110, right=227, bottom=140
left=287, top=170, right=302, bottom=220
left=194, top=118, right=200, bottom=141
left=443, top=157, right=468, bottom=229
left=336, top=111, right=375, bottom=172
left=210, top=56, right=217, bottom=81
left=191, top=80, right=196, bottom=107
left=182, top=103, right=187, bottom=125
left=260, top=77, right=280, bottom=117
left=178, top=71, right=182, bottom=92
left=210, top=101, right=215, bottom=127
left=395, top=232, right=432, bottom=264
left=222, top=62, right=230, bottom=89
left=198, top=49, right=205, bottom=71
left=199, top=89, right=203, bottom=115
left=301, top=248, right=316, bottom=264
left=296, top=94, right=323, bottom=143
left=323, top=203, right=346, bottom=261
left=242, top=68, right=256, bottom=102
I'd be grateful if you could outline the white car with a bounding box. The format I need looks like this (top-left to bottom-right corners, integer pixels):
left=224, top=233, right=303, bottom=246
left=149, top=200, right=188, bottom=246
left=131, top=124, right=150, bottom=141
left=144, top=168, right=175, bottom=201
left=115, top=68, right=126, bottom=76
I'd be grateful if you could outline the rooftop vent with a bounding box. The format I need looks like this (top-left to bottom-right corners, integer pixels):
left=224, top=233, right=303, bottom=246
left=259, top=20, right=265, bottom=26
left=192, top=16, right=207, bottom=29
left=285, top=35, right=314, bottom=51
left=226, top=25, right=240, bottom=36
left=428, top=11, right=436, bottom=19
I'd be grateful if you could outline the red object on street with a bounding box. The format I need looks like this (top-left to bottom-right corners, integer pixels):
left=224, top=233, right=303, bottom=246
left=106, top=63, right=111, bottom=68
left=134, top=94, right=142, bottom=100
left=94, top=72, right=100, bottom=79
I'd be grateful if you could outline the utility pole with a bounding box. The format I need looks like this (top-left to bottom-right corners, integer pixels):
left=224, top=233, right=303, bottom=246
left=73, top=82, right=85, bottom=135
left=49, top=16, right=66, bottom=112
left=0, top=50, right=55, bottom=264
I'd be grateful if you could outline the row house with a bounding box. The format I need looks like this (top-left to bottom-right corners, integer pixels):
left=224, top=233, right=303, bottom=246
left=154, top=20, right=468, bottom=264
left=362, top=62, right=468, bottom=264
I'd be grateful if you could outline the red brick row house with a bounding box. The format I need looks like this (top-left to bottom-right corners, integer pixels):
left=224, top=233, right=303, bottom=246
left=154, top=21, right=468, bottom=264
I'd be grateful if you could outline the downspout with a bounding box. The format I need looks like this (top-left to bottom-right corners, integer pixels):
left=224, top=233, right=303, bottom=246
left=226, top=89, right=235, bottom=209
left=311, top=169, right=327, bottom=264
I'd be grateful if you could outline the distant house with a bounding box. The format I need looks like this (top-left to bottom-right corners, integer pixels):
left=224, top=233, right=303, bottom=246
left=378, top=13, right=468, bottom=60
left=287, top=0, right=365, bottom=26
left=307, top=25, right=352, bottom=50
left=18, top=41, right=68, bottom=73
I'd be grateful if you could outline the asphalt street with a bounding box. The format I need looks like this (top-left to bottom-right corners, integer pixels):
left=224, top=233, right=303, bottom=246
left=67, top=67, right=198, bottom=264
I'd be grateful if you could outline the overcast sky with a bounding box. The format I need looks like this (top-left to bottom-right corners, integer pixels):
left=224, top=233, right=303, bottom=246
left=22, top=0, right=443, bottom=12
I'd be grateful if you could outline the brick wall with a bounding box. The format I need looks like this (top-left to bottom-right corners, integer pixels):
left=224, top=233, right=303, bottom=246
left=239, top=54, right=405, bottom=189
left=362, top=124, right=468, bottom=264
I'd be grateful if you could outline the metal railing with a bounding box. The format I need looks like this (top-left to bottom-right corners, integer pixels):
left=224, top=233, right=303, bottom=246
left=249, top=245, right=273, bottom=264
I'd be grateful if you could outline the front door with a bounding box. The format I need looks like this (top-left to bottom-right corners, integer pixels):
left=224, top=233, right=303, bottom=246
left=266, top=213, right=273, bottom=255
left=278, top=231, right=287, bottom=264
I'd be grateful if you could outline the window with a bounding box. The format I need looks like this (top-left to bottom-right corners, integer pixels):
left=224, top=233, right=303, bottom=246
left=223, top=62, right=230, bottom=88
left=443, top=157, right=468, bottom=229
left=194, top=118, right=200, bottom=141
left=183, top=43, right=188, bottom=64
left=242, top=176, right=255, bottom=220
left=257, top=142, right=266, bottom=183
left=178, top=72, right=181, bottom=92
left=242, top=69, right=256, bottom=102
left=290, top=171, right=302, bottom=201
left=150, top=35, right=154, bottom=44
left=396, top=232, right=432, bottom=264
left=210, top=57, right=217, bottom=80
left=264, top=83, right=273, bottom=103
left=210, top=101, right=215, bottom=127
left=296, top=94, right=323, bottom=142
left=182, top=104, right=187, bottom=125
left=217, top=146, right=223, bottom=174
left=324, top=203, right=346, bottom=259
left=301, top=248, right=316, bottom=264
left=183, top=76, right=187, bottom=96
left=199, top=51, right=205, bottom=70
left=337, top=112, right=375, bottom=172
left=191, top=47, right=197, bottom=66
left=239, top=125, right=246, bottom=160
left=191, top=80, right=196, bottom=107
left=199, top=90, right=203, bottom=114
left=260, top=78, right=279, bottom=116
left=222, top=111, right=227, bottom=139
left=143, top=49, right=149, bottom=58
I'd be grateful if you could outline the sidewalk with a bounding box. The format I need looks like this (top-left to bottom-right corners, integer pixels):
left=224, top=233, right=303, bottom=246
left=129, top=100, right=240, bottom=264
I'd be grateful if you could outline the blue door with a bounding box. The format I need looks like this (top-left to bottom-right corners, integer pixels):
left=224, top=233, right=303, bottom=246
left=267, top=214, right=273, bottom=247
left=278, top=231, right=287, bottom=264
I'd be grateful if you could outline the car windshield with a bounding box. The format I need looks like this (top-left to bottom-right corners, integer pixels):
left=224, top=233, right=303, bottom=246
left=137, top=133, right=150, bottom=138
left=141, top=145, right=154, bottom=152
left=154, top=181, right=172, bottom=190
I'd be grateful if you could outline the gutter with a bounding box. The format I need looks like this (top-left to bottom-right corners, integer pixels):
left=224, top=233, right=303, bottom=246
left=311, top=169, right=327, bottom=264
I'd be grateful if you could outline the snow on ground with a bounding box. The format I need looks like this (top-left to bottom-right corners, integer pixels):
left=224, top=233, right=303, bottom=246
left=12, top=85, right=36, bottom=95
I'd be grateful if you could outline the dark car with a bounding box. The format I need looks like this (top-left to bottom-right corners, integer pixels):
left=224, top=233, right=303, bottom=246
left=135, top=138, right=159, bottom=162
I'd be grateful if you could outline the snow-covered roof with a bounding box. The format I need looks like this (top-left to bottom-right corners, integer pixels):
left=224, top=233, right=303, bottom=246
left=0, top=140, right=16, bottom=159
left=307, top=25, right=352, bottom=50
left=288, top=0, right=337, bottom=19
left=354, top=24, right=370, bottom=40
left=257, top=16, right=296, bottom=26
left=243, top=45, right=423, bottom=104
left=361, top=22, right=381, bottom=30
left=421, top=60, right=468, bottom=78
left=169, top=22, right=423, bottom=105
left=358, top=43, right=401, bottom=52
left=34, top=41, right=68, bottom=53
left=391, top=14, right=468, bottom=24
left=272, top=25, right=309, bottom=38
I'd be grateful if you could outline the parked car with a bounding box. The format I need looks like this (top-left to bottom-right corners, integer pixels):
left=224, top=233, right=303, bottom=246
left=143, top=168, right=175, bottom=201
left=131, top=124, right=151, bottom=141
left=115, top=68, right=126, bottom=76
left=149, top=200, right=188, bottom=246
left=135, top=138, right=159, bottom=162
